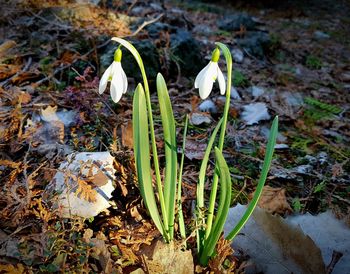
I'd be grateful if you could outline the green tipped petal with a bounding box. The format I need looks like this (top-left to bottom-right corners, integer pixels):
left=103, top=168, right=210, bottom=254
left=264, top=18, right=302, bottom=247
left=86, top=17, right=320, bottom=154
left=114, top=48, right=122, bottom=62
left=211, top=48, right=220, bottom=62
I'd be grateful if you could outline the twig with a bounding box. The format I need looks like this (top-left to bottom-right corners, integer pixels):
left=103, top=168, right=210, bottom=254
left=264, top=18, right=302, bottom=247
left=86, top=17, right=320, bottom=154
left=22, top=144, right=32, bottom=206
left=123, top=13, right=164, bottom=38
left=331, top=194, right=350, bottom=205
left=326, top=251, right=343, bottom=274
left=35, top=63, right=72, bottom=86
left=29, top=10, right=72, bottom=30
left=35, top=39, right=111, bottom=86
left=127, top=0, right=139, bottom=15
left=0, top=57, right=32, bottom=88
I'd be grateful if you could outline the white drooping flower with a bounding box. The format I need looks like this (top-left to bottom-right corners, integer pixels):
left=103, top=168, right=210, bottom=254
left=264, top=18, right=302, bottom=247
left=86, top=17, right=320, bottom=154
left=99, top=48, right=128, bottom=103
left=194, top=48, right=226, bottom=100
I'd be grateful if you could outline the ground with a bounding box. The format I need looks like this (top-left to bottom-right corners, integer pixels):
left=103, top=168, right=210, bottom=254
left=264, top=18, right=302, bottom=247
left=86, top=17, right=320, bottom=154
left=0, top=0, right=349, bottom=273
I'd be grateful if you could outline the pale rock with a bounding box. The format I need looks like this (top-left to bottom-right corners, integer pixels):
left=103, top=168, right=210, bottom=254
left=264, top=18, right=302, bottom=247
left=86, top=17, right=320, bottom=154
left=241, top=103, right=271, bottom=125
left=44, top=152, right=115, bottom=218
left=317, top=152, right=328, bottom=165
left=274, top=144, right=289, bottom=149
left=198, top=99, right=217, bottom=113
left=292, top=164, right=313, bottom=174
left=313, top=31, right=330, bottom=40
left=190, top=112, right=211, bottom=125
left=230, top=86, right=241, bottom=100
left=231, top=48, right=244, bottom=63
left=250, top=86, right=265, bottom=98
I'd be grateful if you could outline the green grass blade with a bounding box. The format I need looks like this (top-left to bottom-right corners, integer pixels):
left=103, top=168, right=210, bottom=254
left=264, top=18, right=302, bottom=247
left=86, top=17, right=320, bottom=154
left=200, top=147, right=232, bottom=265
left=196, top=118, right=223, bottom=253
left=156, top=73, right=178, bottom=240
left=177, top=114, right=189, bottom=241
left=226, top=116, right=278, bottom=241
left=133, top=83, right=167, bottom=239
left=197, top=118, right=223, bottom=208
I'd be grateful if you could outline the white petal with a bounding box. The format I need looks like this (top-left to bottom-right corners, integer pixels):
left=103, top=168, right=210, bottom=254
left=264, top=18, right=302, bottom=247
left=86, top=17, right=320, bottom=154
left=98, top=64, right=112, bottom=94
left=194, top=62, right=210, bottom=89
left=120, top=65, right=128, bottom=94
left=217, top=67, right=226, bottom=95
left=198, top=62, right=217, bottom=99
left=110, top=64, right=124, bottom=103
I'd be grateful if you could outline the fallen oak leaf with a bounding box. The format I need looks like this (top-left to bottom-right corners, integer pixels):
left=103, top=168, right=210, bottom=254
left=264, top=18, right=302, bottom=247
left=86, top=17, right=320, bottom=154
left=184, top=139, right=207, bottom=160
left=224, top=205, right=326, bottom=274
left=250, top=185, right=293, bottom=214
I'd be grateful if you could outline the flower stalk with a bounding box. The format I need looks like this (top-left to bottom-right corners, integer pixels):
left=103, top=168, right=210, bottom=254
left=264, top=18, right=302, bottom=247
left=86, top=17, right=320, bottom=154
left=111, top=37, right=170, bottom=240
left=204, top=42, right=232, bottom=240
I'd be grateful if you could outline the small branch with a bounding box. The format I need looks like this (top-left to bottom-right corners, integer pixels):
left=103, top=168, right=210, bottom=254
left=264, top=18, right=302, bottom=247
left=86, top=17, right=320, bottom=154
left=29, top=10, right=72, bottom=30
left=0, top=57, right=32, bottom=88
left=123, top=13, right=164, bottom=38
left=35, top=39, right=112, bottom=86
left=22, top=144, right=32, bottom=206
left=331, top=194, right=350, bottom=205
left=326, top=251, right=343, bottom=274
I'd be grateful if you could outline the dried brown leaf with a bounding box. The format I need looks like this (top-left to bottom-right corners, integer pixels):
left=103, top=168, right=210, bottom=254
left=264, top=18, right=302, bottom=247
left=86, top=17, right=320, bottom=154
left=0, top=263, right=25, bottom=273
left=74, top=176, right=97, bottom=203
left=143, top=241, right=194, bottom=274
left=121, top=121, right=133, bottom=149
left=0, top=64, right=21, bottom=80
left=31, top=198, right=51, bottom=223
left=208, top=236, right=236, bottom=273
left=0, top=40, right=16, bottom=58
left=185, top=139, right=207, bottom=160
left=251, top=185, right=293, bottom=214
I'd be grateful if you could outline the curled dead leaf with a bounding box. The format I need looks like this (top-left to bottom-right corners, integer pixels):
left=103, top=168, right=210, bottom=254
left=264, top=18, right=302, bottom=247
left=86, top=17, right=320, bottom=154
left=185, top=139, right=207, bottom=160
left=143, top=240, right=194, bottom=274
left=250, top=185, right=293, bottom=214
left=121, top=121, right=133, bottom=149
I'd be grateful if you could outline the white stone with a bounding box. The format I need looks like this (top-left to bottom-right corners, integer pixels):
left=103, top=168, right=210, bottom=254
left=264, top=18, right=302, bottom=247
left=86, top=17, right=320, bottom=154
left=250, top=86, right=265, bottom=98
left=313, top=30, right=330, bottom=40
left=45, top=152, right=115, bottom=218
left=198, top=99, right=217, bottom=113
left=241, top=103, right=271, bottom=125
left=190, top=112, right=211, bottom=125
left=230, top=86, right=241, bottom=100
left=231, top=48, right=244, bottom=63
left=274, top=144, right=289, bottom=149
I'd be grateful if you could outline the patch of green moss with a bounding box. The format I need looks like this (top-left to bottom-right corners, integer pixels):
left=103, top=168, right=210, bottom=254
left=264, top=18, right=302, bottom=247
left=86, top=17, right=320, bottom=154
left=305, top=55, right=323, bottom=70
left=232, top=69, right=249, bottom=87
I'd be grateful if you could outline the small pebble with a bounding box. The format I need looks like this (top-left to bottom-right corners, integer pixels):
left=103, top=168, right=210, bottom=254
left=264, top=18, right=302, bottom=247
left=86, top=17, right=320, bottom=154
left=198, top=99, right=217, bottom=113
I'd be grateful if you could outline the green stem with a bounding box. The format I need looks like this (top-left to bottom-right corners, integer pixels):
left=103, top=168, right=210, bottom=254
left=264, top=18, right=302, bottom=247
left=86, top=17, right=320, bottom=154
left=177, top=114, right=189, bottom=242
left=204, top=42, right=232, bottom=240
left=112, top=37, right=169, bottom=240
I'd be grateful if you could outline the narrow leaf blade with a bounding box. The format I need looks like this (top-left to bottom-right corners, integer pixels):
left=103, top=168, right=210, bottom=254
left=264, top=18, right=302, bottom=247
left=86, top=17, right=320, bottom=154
left=157, top=73, right=177, bottom=239
left=133, top=83, right=165, bottom=236
left=226, top=116, right=278, bottom=241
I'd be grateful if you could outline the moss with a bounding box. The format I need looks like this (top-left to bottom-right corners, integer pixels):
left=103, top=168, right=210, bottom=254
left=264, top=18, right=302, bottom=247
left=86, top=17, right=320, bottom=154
left=305, top=55, right=323, bottom=70
left=232, top=69, right=249, bottom=87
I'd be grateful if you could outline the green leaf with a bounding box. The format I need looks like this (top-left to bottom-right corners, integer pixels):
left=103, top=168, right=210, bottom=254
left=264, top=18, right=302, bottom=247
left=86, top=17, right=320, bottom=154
left=203, top=42, right=233, bottom=243
left=156, top=73, right=178, bottom=239
left=196, top=118, right=223, bottom=254
left=226, top=116, right=278, bottom=241
left=133, top=83, right=165, bottom=238
left=177, top=114, right=189, bottom=241
left=197, top=118, right=223, bottom=208
left=200, top=147, right=232, bottom=265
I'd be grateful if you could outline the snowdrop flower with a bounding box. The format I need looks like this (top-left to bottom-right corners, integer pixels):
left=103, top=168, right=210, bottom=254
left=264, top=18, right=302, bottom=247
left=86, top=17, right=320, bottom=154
left=194, top=48, right=225, bottom=100
left=99, top=48, right=128, bottom=103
